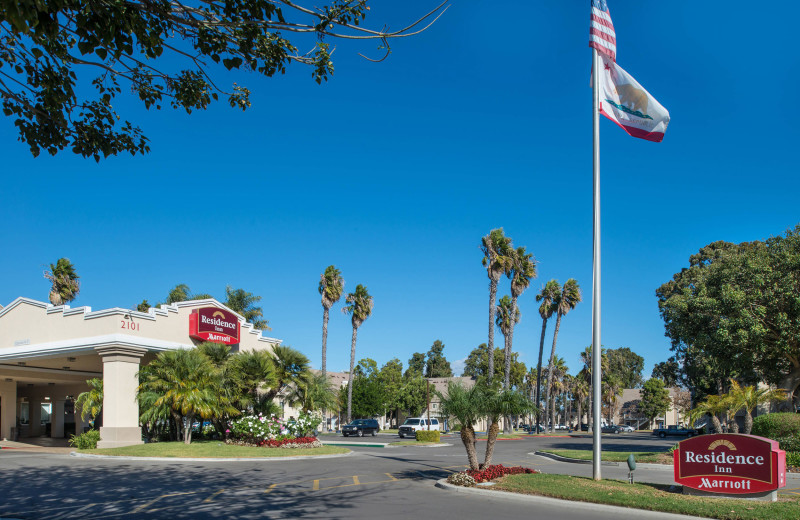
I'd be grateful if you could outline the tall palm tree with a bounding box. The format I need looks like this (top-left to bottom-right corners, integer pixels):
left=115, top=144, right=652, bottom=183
left=342, top=284, right=373, bottom=423
left=603, top=374, right=623, bottom=422
left=544, top=278, right=581, bottom=432
left=534, top=280, right=560, bottom=433
left=496, top=295, right=520, bottom=434
left=480, top=228, right=514, bottom=385
left=507, top=246, right=536, bottom=388
left=319, top=265, right=344, bottom=380
left=725, top=380, right=787, bottom=434
left=44, top=258, right=80, bottom=305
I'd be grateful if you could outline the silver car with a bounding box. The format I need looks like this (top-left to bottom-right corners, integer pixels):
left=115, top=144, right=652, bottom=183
left=617, top=424, right=635, bottom=433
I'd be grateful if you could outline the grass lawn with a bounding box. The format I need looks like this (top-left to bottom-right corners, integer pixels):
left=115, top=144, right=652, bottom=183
left=80, top=440, right=350, bottom=458
left=539, top=449, right=672, bottom=464
left=380, top=429, right=399, bottom=434
left=493, top=473, right=800, bottom=520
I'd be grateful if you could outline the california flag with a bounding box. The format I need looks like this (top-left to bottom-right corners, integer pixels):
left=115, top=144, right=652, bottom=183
left=598, top=55, right=670, bottom=142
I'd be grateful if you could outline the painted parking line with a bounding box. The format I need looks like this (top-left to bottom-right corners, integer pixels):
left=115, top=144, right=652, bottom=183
left=131, top=491, right=198, bottom=514
left=203, top=489, right=226, bottom=503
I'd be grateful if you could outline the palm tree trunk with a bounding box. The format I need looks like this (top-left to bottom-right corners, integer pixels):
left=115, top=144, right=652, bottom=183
left=347, top=325, right=358, bottom=423
left=503, top=331, right=513, bottom=434
left=486, top=278, right=498, bottom=432
left=482, top=420, right=500, bottom=468
left=487, top=279, right=497, bottom=382
left=461, top=426, right=479, bottom=470
left=711, top=414, right=722, bottom=433
left=744, top=411, right=753, bottom=435
left=321, top=306, right=330, bottom=379
left=544, top=312, right=563, bottom=432
left=577, top=399, right=583, bottom=431
left=535, top=317, right=548, bottom=434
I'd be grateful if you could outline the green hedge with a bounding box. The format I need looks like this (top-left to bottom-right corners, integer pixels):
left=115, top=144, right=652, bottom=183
left=416, top=430, right=441, bottom=442
left=69, top=429, right=100, bottom=449
left=752, top=413, right=800, bottom=438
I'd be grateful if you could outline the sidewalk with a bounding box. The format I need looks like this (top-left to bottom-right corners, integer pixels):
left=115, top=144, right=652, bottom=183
left=0, top=438, right=73, bottom=454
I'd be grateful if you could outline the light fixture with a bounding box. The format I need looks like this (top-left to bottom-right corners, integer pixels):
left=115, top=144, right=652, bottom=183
left=17, top=361, right=26, bottom=366
left=44, top=396, right=51, bottom=400
left=67, top=357, right=77, bottom=362
left=62, top=366, right=71, bottom=370
left=4, top=378, right=12, bottom=382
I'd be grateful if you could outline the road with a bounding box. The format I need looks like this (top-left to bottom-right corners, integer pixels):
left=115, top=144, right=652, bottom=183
left=1, top=433, right=797, bottom=519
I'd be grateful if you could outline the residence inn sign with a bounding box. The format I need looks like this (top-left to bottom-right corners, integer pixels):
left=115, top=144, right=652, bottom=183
left=674, top=434, right=786, bottom=497
left=189, top=307, right=240, bottom=345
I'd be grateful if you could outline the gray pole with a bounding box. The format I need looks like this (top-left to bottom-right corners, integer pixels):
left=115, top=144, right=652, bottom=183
left=591, top=47, right=602, bottom=481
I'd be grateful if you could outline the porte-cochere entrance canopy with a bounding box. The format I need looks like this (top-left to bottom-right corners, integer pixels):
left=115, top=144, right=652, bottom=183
left=0, top=297, right=281, bottom=447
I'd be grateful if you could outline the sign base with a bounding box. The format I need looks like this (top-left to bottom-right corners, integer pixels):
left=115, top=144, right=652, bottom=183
left=682, top=486, right=777, bottom=502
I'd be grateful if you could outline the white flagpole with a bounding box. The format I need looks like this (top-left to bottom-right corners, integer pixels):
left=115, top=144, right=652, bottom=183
left=591, top=47, right=602, bottom=481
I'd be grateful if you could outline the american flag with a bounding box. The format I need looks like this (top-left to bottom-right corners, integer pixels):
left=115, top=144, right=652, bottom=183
left=590, top=0, right=616, bottom=62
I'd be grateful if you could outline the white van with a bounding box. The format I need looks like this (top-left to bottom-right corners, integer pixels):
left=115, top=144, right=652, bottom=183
left=398, top=417, right=440, bottom=438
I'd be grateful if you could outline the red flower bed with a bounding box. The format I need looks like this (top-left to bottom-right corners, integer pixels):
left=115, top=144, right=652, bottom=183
left=466, top=464, right=538, bottom=483
left=257, top=436, right=317, bottom=448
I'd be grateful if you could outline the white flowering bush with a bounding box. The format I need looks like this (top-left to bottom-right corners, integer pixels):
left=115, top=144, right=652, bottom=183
left=229, top=414, right=284, bottom=444
left=286, top=411, right=322, bottom=437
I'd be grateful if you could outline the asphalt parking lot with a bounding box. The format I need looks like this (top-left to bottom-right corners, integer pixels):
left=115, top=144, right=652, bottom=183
left=2, top=433, right=798, bottom=519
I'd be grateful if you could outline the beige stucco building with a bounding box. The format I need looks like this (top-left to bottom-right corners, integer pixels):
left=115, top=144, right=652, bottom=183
left=0, top=297, right=280, bottom=447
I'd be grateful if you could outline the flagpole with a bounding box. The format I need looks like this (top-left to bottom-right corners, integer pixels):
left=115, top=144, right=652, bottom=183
left=591, top=47, right=602, bottom=481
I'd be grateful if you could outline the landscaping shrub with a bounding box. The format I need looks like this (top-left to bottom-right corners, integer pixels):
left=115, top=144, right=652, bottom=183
left=752, top=413, right=800, bottom=439
left=786, top=451, right=800, bottom=468
left=69, top=429, right=100, bottom=449
left=447, top=472, right=476, bottom=487
left=465, top=464, right=538, bottom=483
left=416, top=430, right=440, bottom=442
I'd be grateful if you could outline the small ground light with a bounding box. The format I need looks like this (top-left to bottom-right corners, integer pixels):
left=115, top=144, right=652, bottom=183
left=627, top=454, right=636, bottom=484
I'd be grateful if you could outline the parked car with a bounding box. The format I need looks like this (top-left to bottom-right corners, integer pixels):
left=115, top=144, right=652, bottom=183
left=554, top=424, right=568, bottom=430
left=617, top=424, right=635, bottom=433
left=652, top=425, right=700, bottom=438
left=342, top=419, right=380, bottom=437
left=398, top=417, right=440, bottom=438
left=601, top=425, right=621, bottom=434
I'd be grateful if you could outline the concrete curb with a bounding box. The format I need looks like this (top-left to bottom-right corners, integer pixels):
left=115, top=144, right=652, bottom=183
left=70, top=451, right=353, bottom=462
left=386, top=443, right=453, bottom=448
left=322, top=441, right=388, bottom=448
left=433, top=479, right=704, bottom=520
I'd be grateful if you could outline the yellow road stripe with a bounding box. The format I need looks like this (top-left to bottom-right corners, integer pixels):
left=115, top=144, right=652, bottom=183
left=264, top=483, right=278, bottom=494
left=385, top=472, right=398, bottom=481
left=312, top=480, right=320, bottom=491
left=132, top=491, right=196, bottom=513
left=353, top=475, right=360, bottom=485
left=203, top=489, right=226, bottom=503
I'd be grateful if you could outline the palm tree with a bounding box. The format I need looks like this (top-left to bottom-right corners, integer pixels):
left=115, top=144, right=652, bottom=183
left=139, top=348, right=236, bottom=444
left=603, top=374, right=623, bottom=423
left=44, top=258, right=80, bottom=305
left=286, top=371, right=339, bottom=414
left=342, top=284, right=374, bottom=423
left=482, top=389, right=535, bottom=468
left=319, top=265, right=344, bottom=380
left=544, top=278, right=581, bottom=432
left=225, top=286, right=269, bottom=329
left=725, top=380, right=788, bottom=434
left=228, top=350, right=276, bottom=408
left=548, top=356, right=567, bottom=429
left=438, top=382, right=486, bottom=470
left=480, top=229, right=514, bottom=385
left=495, top=295, right=520, bottom=434
left=263, top=345, right=310, bottom=403
left=573, top=371, right=589, bottom=429
left=75, top=378, right=103, bottom=427
left=692, top=394, right=727, bottom=433
left=534, top=280, right=560, bottom=433
left=507, top=246, right=536, bottom=389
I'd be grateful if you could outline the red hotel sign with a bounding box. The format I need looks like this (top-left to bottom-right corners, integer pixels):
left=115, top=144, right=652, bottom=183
left=189, top=307, right=240, bottom=345
left=674, top=434, right=786, bottom=494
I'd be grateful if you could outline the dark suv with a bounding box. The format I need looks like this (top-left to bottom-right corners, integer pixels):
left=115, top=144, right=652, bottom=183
left=342, top=419, right=380, bottom=437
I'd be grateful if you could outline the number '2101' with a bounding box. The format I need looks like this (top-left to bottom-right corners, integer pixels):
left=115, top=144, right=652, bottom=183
left=120, top=320, right=140, bottom=331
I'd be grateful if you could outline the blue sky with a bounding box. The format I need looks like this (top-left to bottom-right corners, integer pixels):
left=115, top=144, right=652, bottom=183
left=2, top=2, right=799, bottom=383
